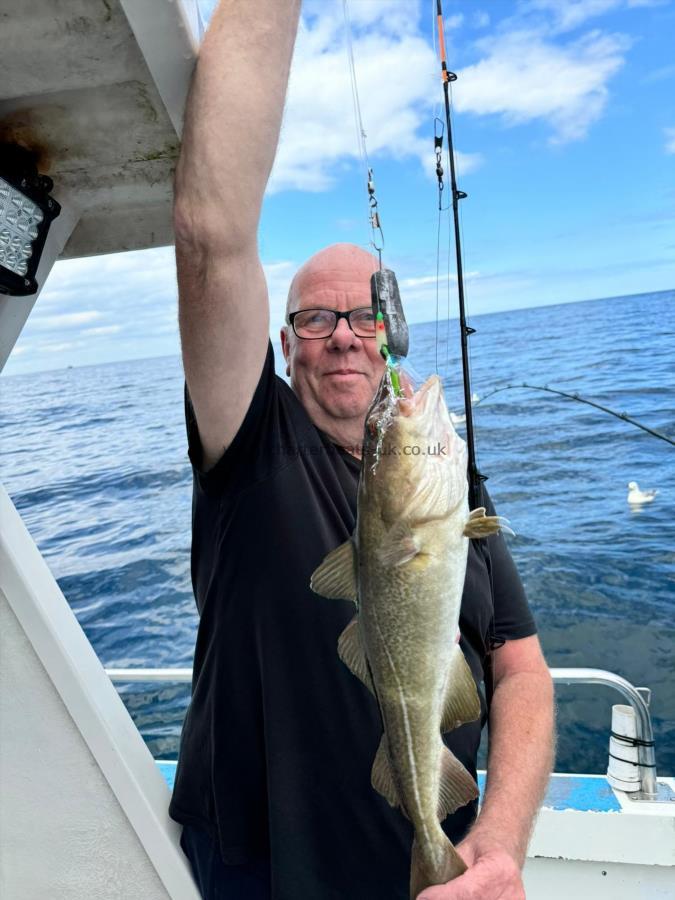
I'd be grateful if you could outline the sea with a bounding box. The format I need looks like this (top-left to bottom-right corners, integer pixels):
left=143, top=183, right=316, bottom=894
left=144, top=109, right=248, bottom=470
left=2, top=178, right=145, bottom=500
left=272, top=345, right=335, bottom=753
left=2, top=289, right=674, bottom=776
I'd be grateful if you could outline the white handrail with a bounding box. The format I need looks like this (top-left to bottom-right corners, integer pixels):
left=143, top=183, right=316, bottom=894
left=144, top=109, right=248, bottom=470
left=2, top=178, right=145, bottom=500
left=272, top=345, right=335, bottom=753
left=106, top=665, right=659, bottom=798
left=106, top=668, right=193, bottom=683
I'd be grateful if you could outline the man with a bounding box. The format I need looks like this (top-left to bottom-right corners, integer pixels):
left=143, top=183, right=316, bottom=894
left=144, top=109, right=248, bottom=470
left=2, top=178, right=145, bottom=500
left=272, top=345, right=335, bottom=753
left=170, top=2, right=555, bottom=899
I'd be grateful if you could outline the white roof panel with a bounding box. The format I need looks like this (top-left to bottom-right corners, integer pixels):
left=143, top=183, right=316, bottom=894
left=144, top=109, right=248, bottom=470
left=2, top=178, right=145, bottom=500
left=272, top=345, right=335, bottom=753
left=0, top=0, right=199, bottom=258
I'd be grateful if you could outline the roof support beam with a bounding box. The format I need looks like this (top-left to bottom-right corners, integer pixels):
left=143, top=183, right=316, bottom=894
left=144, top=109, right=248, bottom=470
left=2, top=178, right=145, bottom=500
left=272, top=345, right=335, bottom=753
left=119, top=0, right=199, bottom=138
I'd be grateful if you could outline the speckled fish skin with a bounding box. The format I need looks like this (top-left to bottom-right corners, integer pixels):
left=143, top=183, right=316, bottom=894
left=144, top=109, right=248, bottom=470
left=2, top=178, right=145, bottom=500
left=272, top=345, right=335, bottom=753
left=357, top=373, right=478, bottom=896
left=311, top=372, right=501, bottom=897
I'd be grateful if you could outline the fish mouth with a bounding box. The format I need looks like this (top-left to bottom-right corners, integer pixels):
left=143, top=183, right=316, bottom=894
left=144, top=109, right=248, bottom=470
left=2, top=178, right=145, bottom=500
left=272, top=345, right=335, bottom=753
left=398, top=374, right=442, bottom=418
left=365, top=372, right=453, bottom=450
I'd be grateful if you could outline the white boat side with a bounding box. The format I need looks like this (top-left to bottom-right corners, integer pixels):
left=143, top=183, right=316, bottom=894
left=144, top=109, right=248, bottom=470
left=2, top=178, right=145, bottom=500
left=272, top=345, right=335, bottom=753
left=1, top=1, right=200, bottom=896
left=0, top=485, right=200, bottom=898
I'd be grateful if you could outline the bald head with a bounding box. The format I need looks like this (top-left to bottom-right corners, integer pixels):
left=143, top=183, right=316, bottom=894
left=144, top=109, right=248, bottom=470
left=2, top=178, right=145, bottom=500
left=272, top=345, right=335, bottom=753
left=285, top=243, right=379, bottom=320
left=279, top=242, right=386, bottom=451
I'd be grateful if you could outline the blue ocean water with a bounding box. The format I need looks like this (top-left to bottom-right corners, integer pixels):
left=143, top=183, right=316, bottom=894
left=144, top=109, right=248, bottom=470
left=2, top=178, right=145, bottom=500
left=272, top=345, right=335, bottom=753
left=2, top=289, right=674, bottom=775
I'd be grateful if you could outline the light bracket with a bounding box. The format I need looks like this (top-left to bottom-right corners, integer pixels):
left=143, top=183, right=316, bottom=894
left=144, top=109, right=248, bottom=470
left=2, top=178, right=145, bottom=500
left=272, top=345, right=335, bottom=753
left=0, top=145, right=61, bottom=296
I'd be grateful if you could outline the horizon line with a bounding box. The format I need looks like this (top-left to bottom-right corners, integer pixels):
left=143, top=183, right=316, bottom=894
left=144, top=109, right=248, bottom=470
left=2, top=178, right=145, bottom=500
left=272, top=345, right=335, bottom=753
left=4, top=285, right=673, bottom=380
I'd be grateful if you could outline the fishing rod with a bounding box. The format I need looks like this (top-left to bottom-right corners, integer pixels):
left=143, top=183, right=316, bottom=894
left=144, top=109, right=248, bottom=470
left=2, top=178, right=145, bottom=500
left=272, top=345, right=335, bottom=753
left=434, top=0, right=483, bottom=510
left=476, top=383, right=675, bottom=447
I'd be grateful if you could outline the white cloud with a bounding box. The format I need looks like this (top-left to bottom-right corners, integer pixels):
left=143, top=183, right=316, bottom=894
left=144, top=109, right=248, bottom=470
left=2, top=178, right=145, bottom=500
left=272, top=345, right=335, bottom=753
left=30, top=310, right=103, bottom=330
left=641, top=63, right=675, bottom=84
left=4, top=241, right=301, bottom=375
left=455, top=29, right=629, bottom=142
left=665, top=127, right=675, bottom=154
left=521, top=0, right=665, bottom=32
left=195, top=0, right=628, bottom=195
left=306, top=0, right=422, bottom=36
left=83, top=325, right=124, bottom=336
left=393, top=267, right=539, bottom=323
left=524, top=0, right=624, bottom=30
left=43, top=341, right=81, bottom=354
left=6, top=246, right=180, bottom=374
left=401, top=271, right=480, bottom=289
left=269, top=0, right=631, bottom=190
left=271, top=24, right=435, bottom=190
left=445, top=14, right=464, bottom=30
left=264, top=260, right=297, bottom=333
left=267, top=1, right=485, bottom=192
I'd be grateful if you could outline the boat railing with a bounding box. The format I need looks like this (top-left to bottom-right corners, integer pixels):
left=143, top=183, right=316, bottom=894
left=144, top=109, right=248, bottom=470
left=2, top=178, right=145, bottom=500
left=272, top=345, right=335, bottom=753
left=105, top=665, right=659, bottom=799
left=548, top=667, right=657, bottom=799
left=106, top=668, right=193, bottom=683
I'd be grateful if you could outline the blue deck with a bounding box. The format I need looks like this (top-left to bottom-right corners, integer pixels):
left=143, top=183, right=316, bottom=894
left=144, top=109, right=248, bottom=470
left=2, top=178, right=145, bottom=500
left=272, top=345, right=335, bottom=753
left=157, top=760, right=177, bottom=791
left=157, top=762, right=622, bottom=813
left=477, top=772, right=621, bottom=812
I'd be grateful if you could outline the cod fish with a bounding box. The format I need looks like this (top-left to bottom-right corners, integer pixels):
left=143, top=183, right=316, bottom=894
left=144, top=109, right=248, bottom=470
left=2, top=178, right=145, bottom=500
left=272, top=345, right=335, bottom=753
left=311, top=372, right=506, bottom=898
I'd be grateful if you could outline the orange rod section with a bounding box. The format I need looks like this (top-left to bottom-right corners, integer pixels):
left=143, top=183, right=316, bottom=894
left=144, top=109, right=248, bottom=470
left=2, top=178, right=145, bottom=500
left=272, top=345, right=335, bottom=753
left=436, top=13, right=448, bottom=81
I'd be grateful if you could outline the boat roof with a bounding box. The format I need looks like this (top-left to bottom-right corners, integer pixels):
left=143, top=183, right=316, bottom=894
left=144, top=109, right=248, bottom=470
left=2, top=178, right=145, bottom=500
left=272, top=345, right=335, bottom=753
left=0, top=0, right=200, bottom=258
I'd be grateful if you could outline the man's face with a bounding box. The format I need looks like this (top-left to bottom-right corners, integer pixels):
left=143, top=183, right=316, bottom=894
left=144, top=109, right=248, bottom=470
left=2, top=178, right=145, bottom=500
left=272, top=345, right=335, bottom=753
left=281, top=248, right=385, bottom=434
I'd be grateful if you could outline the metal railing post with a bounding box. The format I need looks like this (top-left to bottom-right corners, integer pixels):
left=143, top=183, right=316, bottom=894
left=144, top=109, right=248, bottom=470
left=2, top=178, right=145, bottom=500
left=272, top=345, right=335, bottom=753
left=549, top=667, right=657, bottom=799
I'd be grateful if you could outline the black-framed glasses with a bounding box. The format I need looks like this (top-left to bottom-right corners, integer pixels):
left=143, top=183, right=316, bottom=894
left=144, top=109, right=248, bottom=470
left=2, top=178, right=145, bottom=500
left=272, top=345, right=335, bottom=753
left=288, top=307, right=376, bottom=340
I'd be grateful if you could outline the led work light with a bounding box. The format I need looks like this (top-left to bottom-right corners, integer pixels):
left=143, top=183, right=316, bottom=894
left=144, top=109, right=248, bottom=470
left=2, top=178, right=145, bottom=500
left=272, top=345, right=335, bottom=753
left=0, top=145, right=61, bottom=296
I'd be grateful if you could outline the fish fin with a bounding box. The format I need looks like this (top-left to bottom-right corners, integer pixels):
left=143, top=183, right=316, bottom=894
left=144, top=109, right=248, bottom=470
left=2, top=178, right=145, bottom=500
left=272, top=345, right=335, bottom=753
left=376, top=521, right=421, bottom=568
left=371, top=734, right=406, bottom=814
left=410, top=835, right=466, bottom=900
left=337, top=616, right=374, bottom=693
left=310, top=539, right=357, bottom=601
left=440, top=645, right=482, bottom=733
left=464, top=509, right=515, bottom=539
left=438, top=744, right=480, bottom=820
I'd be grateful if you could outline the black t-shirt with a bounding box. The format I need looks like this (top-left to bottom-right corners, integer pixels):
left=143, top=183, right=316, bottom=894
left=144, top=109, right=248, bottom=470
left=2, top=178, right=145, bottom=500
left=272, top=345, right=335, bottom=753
left=169, top=343, right=536, bottom=900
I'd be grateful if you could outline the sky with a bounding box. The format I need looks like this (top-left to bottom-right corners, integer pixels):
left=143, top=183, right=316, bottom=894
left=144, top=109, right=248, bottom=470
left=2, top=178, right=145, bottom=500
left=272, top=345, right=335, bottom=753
left=4, top=0, right=674, bottom=376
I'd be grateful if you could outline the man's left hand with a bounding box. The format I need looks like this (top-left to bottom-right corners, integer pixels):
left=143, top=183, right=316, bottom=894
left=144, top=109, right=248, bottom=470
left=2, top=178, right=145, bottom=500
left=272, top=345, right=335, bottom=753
left=415, top=832, right=525, bottom=900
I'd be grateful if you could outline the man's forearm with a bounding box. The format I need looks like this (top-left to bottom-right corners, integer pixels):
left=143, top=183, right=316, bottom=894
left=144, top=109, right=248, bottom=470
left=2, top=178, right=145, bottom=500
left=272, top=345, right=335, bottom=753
left=174, top=0, right=302, bottom=248
left=471, top=668, right=555, bottom=866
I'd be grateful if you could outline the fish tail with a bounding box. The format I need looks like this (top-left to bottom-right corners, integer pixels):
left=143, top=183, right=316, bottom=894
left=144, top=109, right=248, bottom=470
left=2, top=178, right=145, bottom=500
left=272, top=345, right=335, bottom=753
left=409, top=835, right=466, bottom=899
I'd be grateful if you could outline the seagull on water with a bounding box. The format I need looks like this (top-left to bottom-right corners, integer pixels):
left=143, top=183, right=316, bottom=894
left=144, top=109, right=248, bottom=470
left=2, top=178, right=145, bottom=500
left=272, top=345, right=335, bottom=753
left=627, top=481, right=658, bottom=505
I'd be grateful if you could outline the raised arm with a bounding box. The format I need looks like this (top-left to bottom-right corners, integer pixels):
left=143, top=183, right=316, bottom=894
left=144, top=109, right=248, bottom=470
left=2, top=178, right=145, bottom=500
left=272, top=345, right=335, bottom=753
left=174, top=0, right=302, bottom=468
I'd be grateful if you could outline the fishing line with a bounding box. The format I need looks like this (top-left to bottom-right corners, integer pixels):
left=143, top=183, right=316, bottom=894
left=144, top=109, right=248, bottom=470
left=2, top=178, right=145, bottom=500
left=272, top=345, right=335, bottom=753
left=343, top=0, right=369, bottom=172
left=435, top=202, right=442, bottom=373
left=449, top=76, right=477, bottom=411
left=445, top=76, right=454, bottom=377
left=194, top=0, right=206, bottom=41
left=343, top=0, right=384, bottom=263
left=432, top=7, right=449, bottom=379
left=457, top=184, right=475, bottom=406
left=434, top=118, right=447, bottom=374
left=475, top=384, right=675, bottom=447
left=343, top=0, right=409, bottom=385
left=446, top=153, right=453, bottom=374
